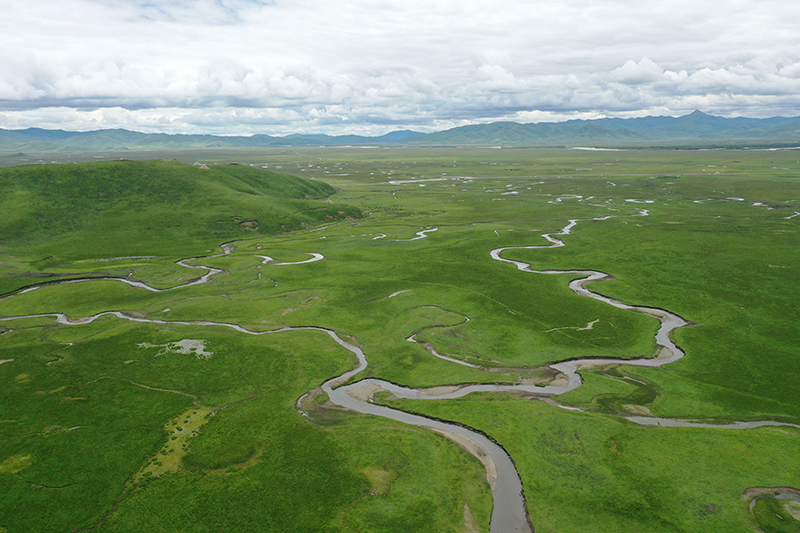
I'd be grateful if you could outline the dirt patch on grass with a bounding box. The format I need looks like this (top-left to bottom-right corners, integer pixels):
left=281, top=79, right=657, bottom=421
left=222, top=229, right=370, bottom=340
left=742, top=486, right=800, bottom=500
left=520, top=369, right=569, bottom=387
left=430, top=428, right=498, bottom=491
left=518, top=366, right=567, bottom=388
left=138, top=339, right=213, bottom=360
left=548, top=372, right=570, bottom=387
left=624, top=404, right=653, bottom=415
left=463, top=502, right=480, bottom=533
left=204, top=448, right=264, bottom=476
left=34, top=386, right=67, bottom=395
left=656, top=346, right=676, bottom=359
left=346, top=383, right=386, bottom=401
left=362, top=466, right=397, bottom=496
left=543, top=318, right=600, bottom=333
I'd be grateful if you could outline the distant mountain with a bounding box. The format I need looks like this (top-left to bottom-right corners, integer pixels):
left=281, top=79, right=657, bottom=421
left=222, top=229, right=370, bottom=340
left=269, top=130, right=423, bottom=146
left=373, top=130, right=422, bottom=142
left=403, top=121, right=644, bottom=146
left=0, top=128, right=426, bottom=152
left=589, top=110, right=800, bottom=138
left=638, top=110, right=800, bottom=143
left=2, top=111, right=800, bottom=151
left=747, top=120, right=800, bottom=138
left=405, top=111, right=800, bottom=146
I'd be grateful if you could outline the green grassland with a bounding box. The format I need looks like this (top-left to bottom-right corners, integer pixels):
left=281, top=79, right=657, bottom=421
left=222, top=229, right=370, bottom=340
left=0, top=160, right=360, bottom=294
left=1, top=148, right=798, bottom=532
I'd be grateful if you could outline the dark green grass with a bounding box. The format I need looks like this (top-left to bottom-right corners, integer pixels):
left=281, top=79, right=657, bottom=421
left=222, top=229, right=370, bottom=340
left=0, top=160, right=360, bottom=295
left=0, top=329, right=191, bottom=532
left=102, top=397, right=366, bottom=533
left=0, top=319, right=357, bottom=532
left=0, top=309, right=490, bottom=532
left=557, top=366, right=661, bottom=415
left=102, top=412, right=491, bottom=533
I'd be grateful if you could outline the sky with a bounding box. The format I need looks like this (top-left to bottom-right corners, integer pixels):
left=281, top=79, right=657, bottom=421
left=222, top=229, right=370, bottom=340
left=2, top=0, right=800, bottom=135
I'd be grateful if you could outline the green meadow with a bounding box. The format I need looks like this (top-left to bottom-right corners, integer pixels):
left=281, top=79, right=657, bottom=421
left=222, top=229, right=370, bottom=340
left=1, top=147, right=798, bottom=532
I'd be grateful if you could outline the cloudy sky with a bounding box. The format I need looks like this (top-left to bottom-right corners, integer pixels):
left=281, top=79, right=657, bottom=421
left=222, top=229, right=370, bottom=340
left=2, top=0, right=800, bottom=135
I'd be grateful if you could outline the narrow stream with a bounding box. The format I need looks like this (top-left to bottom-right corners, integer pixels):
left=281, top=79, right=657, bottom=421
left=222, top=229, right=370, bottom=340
left=0, top=244, right=233, bottom=300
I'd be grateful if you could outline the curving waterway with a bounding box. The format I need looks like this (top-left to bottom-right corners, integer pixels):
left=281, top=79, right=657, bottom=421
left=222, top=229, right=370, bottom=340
left=0, top=307, right=532, bottom=533
left=2, top=214, right=798, bottom=533
left=0, top=244, right=234, bottom=300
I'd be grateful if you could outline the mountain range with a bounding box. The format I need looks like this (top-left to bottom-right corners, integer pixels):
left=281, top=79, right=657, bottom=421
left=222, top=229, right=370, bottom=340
left=2, top=111, right=800, bottom=152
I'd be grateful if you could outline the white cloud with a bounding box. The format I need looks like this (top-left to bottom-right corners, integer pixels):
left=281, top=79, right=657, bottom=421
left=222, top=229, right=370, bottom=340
left=610, top=58, right=664, bottom=85
left=779, top=62, right=800, bottom=78
left=2, top=0, right=800, bottom=133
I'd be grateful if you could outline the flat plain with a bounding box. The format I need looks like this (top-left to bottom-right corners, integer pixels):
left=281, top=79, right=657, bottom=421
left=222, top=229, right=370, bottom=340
left=1, top=147, right=798, bottom=532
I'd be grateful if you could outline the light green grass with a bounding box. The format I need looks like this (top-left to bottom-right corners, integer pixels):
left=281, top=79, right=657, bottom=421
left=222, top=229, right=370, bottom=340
left=386, top=395, right=800, bottom=533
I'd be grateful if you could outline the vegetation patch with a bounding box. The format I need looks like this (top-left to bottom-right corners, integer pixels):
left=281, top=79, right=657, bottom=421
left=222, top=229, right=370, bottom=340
left=137, top=339, right=213, bottom=360
left=0, top=454, right=32, bottom=475
left=135, top=406, right=215, bottom=481
left=750, top=497, right=800, bottom=532
left=362, top=466, right=398, bottom=496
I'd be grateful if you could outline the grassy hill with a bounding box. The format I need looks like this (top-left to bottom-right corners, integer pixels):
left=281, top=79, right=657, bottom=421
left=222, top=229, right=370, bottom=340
left=0, top=160, right=360, bottom=293
left=403, top=121, right=646, bottom=145
left=0, top=128, right=423, bottom=152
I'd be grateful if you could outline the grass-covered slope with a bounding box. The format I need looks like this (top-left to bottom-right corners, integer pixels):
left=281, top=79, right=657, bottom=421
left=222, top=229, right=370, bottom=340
left=0, top=160, right=361, bottom=294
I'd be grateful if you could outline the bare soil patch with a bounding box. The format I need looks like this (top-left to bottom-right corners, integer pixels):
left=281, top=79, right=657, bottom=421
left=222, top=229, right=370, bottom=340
left=430, top=428, right=498, bottom=491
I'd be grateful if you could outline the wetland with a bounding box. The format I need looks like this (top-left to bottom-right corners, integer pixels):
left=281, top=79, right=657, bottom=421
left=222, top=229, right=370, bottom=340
left=1, top=147, right=799, bottom=532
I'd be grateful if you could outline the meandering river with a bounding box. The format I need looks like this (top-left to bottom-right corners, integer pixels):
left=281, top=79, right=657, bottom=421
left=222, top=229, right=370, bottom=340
left=2, top=212, right=798, bottom=533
